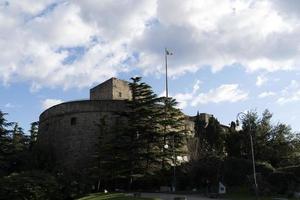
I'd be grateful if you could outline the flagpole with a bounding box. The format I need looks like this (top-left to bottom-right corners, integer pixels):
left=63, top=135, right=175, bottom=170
left=164, top=48, right=176, bottom=192
left=165, top=48, right=168, bottom=98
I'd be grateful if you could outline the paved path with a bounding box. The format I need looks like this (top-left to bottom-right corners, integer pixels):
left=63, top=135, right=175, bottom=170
left=140, top=193, right=224, bottom=200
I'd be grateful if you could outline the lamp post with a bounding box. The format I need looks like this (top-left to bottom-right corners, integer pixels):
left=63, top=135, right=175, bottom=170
left=236, top=112, right=259, bottom=199
left=163, top=135, right=176, bottom=192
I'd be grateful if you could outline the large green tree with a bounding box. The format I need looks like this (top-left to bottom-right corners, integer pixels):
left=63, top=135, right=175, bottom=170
left=237, top=109, right=300, bottom=167
left=121, top=77, right=164, bottom=188
left=92, top=77, right=189, bottom=190
left=160, top=97, right=188, bottom=168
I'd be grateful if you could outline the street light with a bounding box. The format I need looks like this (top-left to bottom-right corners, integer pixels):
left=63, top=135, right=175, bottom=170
left=163, top=135, right=176, bottom=192
left=236, top=112, right=259, bottom=200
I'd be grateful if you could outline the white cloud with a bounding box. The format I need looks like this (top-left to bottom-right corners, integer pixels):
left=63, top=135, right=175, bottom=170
left=256, top=75, right=268, bottom=87
left=133, top=0, right=300, bottom=75
left=258, top=91, right=276, bottom=98
left=191, top=84, right=248, bottom=106
left=173, top=92, right=193, bottom=109
left=42, top=98, right=63, bottom=109
left=0, top=0, right=300, bottom=89
left=173, top=80, right=201, bottom=109
left=277, top=80, right=300, bottom=105
left=172, top=81, right=248, bottom=108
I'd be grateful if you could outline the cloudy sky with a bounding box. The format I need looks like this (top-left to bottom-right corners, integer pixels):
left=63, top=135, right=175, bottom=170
left=0, top=0, right=300, bottom=132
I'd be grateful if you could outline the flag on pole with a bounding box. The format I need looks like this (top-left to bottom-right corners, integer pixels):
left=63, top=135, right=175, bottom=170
left=165, top=48, right=173, bottom=55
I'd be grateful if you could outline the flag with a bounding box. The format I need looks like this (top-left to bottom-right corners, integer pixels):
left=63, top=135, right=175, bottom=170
left=165, top=48, right=173, bottom=55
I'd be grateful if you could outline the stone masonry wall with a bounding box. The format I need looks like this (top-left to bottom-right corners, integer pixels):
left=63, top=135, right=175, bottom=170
left=38, top=100, right=128, bottom=171
left=89, top=77, right=132, bottom=100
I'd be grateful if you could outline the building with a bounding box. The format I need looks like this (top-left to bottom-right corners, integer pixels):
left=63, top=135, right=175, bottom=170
left=37, top=77, right=215, bottom=172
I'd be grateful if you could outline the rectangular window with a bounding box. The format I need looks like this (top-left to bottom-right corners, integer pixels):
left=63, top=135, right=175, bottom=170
left=118, top=92, right=122, bottom=97
left=71, top=117, right=77, bottom=125
left=45, top=123, right=49, bottom=131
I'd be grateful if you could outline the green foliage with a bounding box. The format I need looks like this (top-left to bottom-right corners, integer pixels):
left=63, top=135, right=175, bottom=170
left=0, top=110, right=14, bottom=176
left=0, top=111, right=32, bottom=176
left=92, top=115, right=128, bottom=190
left=186, top=152, right=223, bottom=190
left=193, top=112, right=227, bottom=157
left=267, top=171, right=297, bottom=194
left=223, top=157, right=253, bottom=186
left=91, top=77, right=188, bottom=190
left=225, top=122, right=243, bottom=158
left=160, top=97, right=188, bottom=168
left=0, top=170, right=63, bottom=200
left=277, top=165, right=300, bottom=179
left=235, top=109, right=300, bottom=167
left=223, top=158, right=274, bottom=186
left=29, top=121, right=39, bottom=149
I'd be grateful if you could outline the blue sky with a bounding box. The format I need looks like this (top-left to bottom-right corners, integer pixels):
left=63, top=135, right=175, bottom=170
left=0, top=0, right=300, bottom=133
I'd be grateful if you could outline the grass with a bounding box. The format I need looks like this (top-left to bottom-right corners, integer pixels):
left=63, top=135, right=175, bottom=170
left=77, top=193, right=160, bottom=200
left=225, top=194, right=298, bottom=200
left=224, top=187, right=298, bottom=200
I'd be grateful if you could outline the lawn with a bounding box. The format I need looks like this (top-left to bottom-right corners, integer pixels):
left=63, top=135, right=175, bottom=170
left=77, top=193, right=160, bottom=200
left=225, top=191, right=298, bottom=200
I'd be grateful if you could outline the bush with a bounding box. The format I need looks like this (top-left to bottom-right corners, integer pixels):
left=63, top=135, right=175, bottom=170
left=267, top=171, right=296, bottom=194
left=256, top=162, right=275, bottom=175
left=223, top=158, right=274, bottom=186
left=0, top=170, right=63, bottom=200
left=188, top=154, right=223, bottom=189
left=223, top=158, right=253, bottom=186
left=278, top=165, right=300, bottom=179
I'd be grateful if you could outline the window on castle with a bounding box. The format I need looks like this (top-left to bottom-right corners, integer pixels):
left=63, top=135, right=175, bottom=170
left=71, top=117, right=77, bottom=126
left=45, top=123, right=49, bottom=131
left=119, top=92, right=122, bottom=97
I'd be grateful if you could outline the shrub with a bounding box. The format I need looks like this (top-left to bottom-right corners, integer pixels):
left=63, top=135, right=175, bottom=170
left=223, top=158, right=253, bottom=186
left=267, top=171, right=296, bottom=194
left=277, top=165, right=300, bottom=179
left=223, top=158, right=274, bottom=186
left=256, top=162, right=275, bottom=176
left=0, top=170, right=63, bottom=200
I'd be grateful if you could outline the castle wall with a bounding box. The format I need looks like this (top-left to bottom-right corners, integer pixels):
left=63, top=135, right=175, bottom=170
left=38, top=100, right=127, bottom=171
left=90, top=80, right=113, bottom=100
left=111, top=78, right=132, bottom=100
left=90, top=78, right=132, bottom=100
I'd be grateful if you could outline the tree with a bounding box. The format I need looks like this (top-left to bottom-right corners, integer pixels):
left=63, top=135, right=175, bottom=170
left=0, top=110, right=14, bottom=176
left=29, top=121, right=39, bottom=149
left=120, top=77, right=164, bottom=188
left=160, top=97, right=188, bottom=168
left=92, top=77, right=167, bottom=190
left=225, top=121, right=243, bottom=158
left=237, top=109, right=300, bottom=167
left=91, top=114, right=127, bottom=191
left=0, top=170, right=63, bottom=200
left=91, top=77, right=189, bottom=190
left=12, top=123, right=28, bottom=151
left=192, top=112, right=226, bottom=157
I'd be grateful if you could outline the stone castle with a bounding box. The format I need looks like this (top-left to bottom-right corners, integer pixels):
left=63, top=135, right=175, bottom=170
left=38, top=77, right=214, bottom=171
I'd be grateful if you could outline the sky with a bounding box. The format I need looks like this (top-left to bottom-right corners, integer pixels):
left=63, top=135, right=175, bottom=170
left=0, top=0, right=300, bottom=133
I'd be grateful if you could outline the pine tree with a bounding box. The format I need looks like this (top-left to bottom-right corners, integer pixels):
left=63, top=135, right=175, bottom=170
left=160, top=97, right=188, bottom=169
left=12, top=123, right=27, bottom=151
left=92, top=77, right=190, bottom=190
left=0, top=110, right=13, bottom=176
left=29, top=121, right=39, bottom=149
left=120, top=77, right=164, bottom=188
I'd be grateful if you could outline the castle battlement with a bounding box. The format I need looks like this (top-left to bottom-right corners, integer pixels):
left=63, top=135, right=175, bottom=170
left=90, top=77, right=132, bottom=100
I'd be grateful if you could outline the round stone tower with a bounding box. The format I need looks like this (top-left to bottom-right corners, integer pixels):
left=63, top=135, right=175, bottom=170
left=37, top=78, right=131, bottom=171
